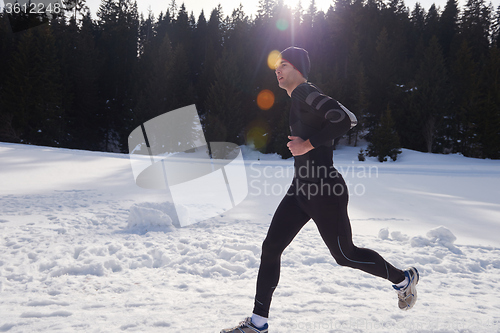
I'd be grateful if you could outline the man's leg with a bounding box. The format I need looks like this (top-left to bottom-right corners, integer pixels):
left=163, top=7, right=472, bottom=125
left=253, top=184, right=311, bottom=318
left=305, top=177, right=405, bottom=284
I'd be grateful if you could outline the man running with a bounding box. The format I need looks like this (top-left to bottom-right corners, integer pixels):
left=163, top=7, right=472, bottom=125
left=221, top=46, right=419, bottom=333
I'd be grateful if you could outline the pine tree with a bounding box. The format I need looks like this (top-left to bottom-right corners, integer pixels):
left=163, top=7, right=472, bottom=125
left=169, top=45, right=196, bottom=109
left=0, top=10, right=16, bottom=141
left=2, top=29, right=34, bottom=143
left=138, top=10, right=155, bottom=57
left=439, top=0, right=460, bottom=58
left=412, top=36, right=451, bottom=153
left=196, top=6, right=224, bottom=115
left=2, top=24, right=64, bottom=146
left=134, top=33, right=174, bottom=124
left=382, top=0, right=411, bottom=79
left=293, top=0, right=303, bottom=28
left=204, top=49, right=246, bottom=144
left=302, top=0, right=317, bottom=29
left=63, top=13, right=101, bottom=150
left=410, top=3, right=426, bottom=38
left=388, top=0, right=407, bottom=16
left=450, top=40, right=481, bottom=156
left=366, top=28, right=398, bottom=133
left=424, top=4, right=440, bottom=43
left=392, top=36, right=426, bottom=152
left=476, top=47, right=500, bottom=158
left=169, top=0, right=178, bottom=18
left=367, top=106, right=402, bottom=162
left=461, top=0, right=492, bottom=61
left=257, top=0, right=277, bottom=20
left=327, top=0, right=355, bottom=78
left=192, top=10, right=207, bottom=92
left=171, top=3, right=191, bottom=49
left=63, top=0, right=88, bottom=21
left=156, top=9, right=172, bottom=42
left=344, top=40, right=368, bottom=146
left=96, top=0, right=139, bottom=151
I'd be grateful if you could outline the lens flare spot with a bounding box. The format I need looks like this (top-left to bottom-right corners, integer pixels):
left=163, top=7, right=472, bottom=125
left=276, top=18, right=289, bottom=31
left=257, top=89, right=275, bottom=110
left=246, top=121, right=270, bottom=150
left=267, top=50, right=282, bottom=70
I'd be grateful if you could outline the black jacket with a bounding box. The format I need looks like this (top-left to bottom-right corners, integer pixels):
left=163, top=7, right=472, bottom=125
left=289, top=82, right=357, bottom=182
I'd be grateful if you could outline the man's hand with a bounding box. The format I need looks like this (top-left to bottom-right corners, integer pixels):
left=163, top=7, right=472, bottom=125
left=287, top=136, right=314, bottom=156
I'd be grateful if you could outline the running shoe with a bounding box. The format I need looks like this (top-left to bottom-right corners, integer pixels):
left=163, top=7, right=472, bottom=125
left=393, top=267, right=419, bottom=310
left=220, top=317, right=269, bottom=333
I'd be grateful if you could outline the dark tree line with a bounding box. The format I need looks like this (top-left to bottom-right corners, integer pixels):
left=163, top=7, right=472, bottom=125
left=0, top=0, right=499, bottom=159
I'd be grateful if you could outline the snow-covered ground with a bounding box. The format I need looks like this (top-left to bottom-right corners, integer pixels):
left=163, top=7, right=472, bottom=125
left=1, top=142, right=500, bottom=332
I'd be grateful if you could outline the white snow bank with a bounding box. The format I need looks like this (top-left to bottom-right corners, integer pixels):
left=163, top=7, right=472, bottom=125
left=381, top=226, right=462, bottom=254
left=410, top=226, right=462, bottom=254
left=127, top=203, right=178, bottom=233
left=426, top=226, right=460, bottom=253
left=378, top=227, right=390, bottom=240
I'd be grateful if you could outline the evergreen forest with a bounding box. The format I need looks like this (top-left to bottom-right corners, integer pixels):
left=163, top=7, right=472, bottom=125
left=1, top=0, right=499, bottom=159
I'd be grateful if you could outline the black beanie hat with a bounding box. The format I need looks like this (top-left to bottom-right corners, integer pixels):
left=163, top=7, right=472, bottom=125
left=280, top=46, right=310, bottom=79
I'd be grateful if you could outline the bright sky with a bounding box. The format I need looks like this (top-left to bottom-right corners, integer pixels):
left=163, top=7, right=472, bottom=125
left=1, top=0, right=498, bottom=21
left=81, top=0, right=494, bottom=20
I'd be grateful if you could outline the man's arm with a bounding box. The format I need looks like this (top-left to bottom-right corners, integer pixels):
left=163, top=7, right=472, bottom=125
left=292, top=85, right=357, bottom=148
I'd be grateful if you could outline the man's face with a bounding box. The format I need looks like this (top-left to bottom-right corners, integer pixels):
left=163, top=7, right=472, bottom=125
left=275, top=59, right=301, bottom=90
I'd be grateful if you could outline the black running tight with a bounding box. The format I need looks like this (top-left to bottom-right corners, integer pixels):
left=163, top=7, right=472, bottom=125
left=253, top=175, right=405, bottom=318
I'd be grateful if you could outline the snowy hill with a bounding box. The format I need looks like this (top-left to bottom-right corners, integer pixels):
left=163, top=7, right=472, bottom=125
left=1, top=142, right=500, bottom=332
